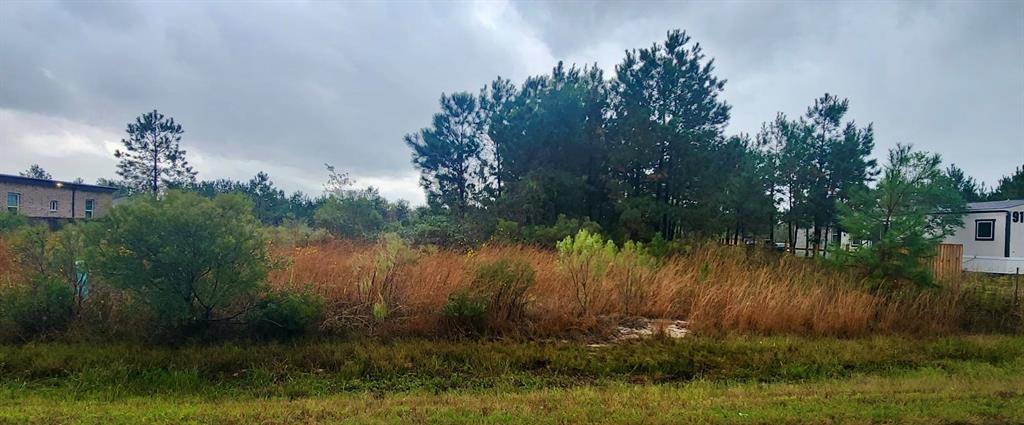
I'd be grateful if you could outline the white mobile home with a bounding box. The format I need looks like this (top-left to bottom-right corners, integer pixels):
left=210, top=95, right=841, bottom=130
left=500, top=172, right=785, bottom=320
left=791, top=227, right=854, bottom=257
left=942, top=199, right=1024, bottom=274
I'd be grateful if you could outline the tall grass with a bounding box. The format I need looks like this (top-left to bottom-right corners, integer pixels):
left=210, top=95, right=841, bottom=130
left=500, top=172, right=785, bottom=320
left=2, top=235, right=1014, bottom=341
left=0, top=237, right=18, bottom=289
left=268, top=241, right=1003, bottom=338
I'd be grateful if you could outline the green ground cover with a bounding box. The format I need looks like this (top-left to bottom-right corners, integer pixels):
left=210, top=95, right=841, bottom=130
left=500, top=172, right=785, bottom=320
left=1, top=336, right=1021, bottom=424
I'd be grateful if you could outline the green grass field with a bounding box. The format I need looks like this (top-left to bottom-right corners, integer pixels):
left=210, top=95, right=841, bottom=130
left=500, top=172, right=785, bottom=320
left=2, top=336, right=1022, bottom=424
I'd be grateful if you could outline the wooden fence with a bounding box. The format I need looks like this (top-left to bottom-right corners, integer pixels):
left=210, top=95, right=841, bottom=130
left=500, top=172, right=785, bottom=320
left=931, top=243, right=963, bottom=282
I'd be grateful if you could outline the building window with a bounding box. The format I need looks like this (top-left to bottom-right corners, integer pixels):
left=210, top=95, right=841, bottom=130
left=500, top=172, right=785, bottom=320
left=49, top=200, right=59, bottom=212
left=975, top=219, right=996, bottom=241
left=84, top=199, right=95, bottom=218
left=6, top=192, right=19, bottom=213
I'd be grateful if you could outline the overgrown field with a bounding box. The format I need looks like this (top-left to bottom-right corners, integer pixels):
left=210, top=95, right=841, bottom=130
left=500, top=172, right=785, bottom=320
left=267, top=241, right=1021, bottom=338
left=1, top=336, right=1022, bottom=424
left=2, top=232, right=1021, bottom=343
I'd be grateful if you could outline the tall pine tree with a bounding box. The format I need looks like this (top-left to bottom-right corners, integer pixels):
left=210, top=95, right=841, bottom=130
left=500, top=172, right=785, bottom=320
left=608, top=30, right=731, bottom=239
left=115, top=110, right=197, bottom=194
left=405, top=92, right=487, bottom=216
left=991, top=164, right=1024, bottom=200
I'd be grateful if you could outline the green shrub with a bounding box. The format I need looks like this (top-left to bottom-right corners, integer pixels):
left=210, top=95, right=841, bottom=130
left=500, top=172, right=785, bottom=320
left=472, top=258, right=535, bottom=329
left=556, top=229, right=616, bottom=316
left=403, top=214, right=472, bottom=248
left=314, top=196, right=386, bottom=240
left=0, top=211, right=30, bottom=233
left=439, top=291, right=488, bottom=337
left=492, top=215, right=602, bottom=247
left=88, top=191, right=270, bottom=334
left=611, top=241, right=659, bottom=316
left=247, top=290, right=326, bottom=340
left=359, top=234, right=418, bottom=325
left=0, top=276, right=74, bottom=341
left=491, top=219, right=522, bottom=244
left=265, top=219, right=332, bottom=247
left=8, top=223, right=90, bottom=309
left=646, top=232, right=689, bottom=259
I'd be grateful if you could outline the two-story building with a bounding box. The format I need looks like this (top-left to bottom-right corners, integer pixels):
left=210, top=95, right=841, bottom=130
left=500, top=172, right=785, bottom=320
left=1, top=174, right=118, bottom=226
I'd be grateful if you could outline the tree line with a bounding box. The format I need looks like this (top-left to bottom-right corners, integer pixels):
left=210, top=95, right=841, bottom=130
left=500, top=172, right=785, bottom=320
left=405, top=29, right=1023, bottom=250
left=13, top=30, right=1024, bottom=248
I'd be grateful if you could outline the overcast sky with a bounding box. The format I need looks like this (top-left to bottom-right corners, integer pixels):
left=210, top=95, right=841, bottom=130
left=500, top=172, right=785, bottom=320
left=2, top=1, right=1022, bottom=204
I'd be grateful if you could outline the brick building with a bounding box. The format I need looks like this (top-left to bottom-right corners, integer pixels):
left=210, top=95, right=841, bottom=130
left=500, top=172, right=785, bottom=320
left=1, top=174, right=118, bottom=224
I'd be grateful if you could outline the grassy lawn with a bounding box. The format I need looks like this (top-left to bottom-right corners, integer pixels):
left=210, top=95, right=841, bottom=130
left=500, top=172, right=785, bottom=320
left=1, top=336, right=1022, bottom=424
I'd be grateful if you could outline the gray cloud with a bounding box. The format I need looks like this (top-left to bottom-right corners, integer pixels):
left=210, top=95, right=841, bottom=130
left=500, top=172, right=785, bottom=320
left=1, top=0, right=1022, bottom=202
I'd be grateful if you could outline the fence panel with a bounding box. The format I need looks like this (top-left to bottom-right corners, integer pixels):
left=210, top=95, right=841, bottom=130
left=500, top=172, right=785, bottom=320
left=932, top=243, right=963, bottom=282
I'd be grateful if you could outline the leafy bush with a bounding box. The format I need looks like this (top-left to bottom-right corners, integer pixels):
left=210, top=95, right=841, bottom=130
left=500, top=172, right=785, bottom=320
left=470, top=258, right=535, bottom=330
left=403, top=214, right=472, bottom=248
left=556, top=229, right=616, bottom=316
left=0, top=276, right=74, bottom=341
left=439, top=291, right=488, bottom=337
left=0, top=211, right=29, bottom=234
left=610, top=241, right=659, bottom=316
left=358, top=233, right=417, bottom=325
left=89, top=191, right=270, bottom=334
left=8, top=223, right=90, bottom=308
left=492, top=215, right=602, bottom=247
left=247, top=290, right=326, bottom=340
left=646, top=232, right=690, bottom=259
left=266, top=219, right=332, bottom=247
left=314, top=196, right=386, bottom=240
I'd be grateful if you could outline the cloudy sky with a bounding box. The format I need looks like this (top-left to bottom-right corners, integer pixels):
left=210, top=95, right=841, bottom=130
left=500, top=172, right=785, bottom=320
left=2, top=1, right=1022, bottom=204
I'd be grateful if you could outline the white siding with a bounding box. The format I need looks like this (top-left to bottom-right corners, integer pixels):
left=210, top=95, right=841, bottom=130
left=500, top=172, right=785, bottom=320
left=943, top=204, right=1024, bottom=274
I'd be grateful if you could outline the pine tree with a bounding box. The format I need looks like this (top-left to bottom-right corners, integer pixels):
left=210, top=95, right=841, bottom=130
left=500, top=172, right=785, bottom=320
left=719, top=135, right=776, bottom=244
left=800, top=94, right=877, bottom=255
left=19, top=164, right=52, bottom=180
left=836, top=144, right=964, bottom=289
left=944, top=164, right=987, bottom=202
left=479, top=76, right=518, bottom=201
left=405, top=92, right=487, bottom=216
left=608, top=30, right=731, bottom=239
left=758, top=113, right=813, bottom=250
left=486, top=63, right=611, bottom=227
left=991, top=164, right=1024, bottom=200
left=115, top=110, right=197, bottom=194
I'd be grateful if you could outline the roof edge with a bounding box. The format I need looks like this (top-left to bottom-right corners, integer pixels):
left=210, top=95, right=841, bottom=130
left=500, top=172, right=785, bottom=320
left=0, top=173, right=119, bottom=193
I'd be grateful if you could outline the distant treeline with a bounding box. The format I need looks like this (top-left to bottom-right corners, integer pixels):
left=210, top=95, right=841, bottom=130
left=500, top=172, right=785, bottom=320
left=18, top=30, right=1022, bottom=248
left=403, top=29, right=1023, bottom=247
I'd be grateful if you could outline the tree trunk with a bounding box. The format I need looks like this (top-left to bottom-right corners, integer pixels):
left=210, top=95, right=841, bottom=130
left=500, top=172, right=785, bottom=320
left=787, top=220, right=795, bottom=253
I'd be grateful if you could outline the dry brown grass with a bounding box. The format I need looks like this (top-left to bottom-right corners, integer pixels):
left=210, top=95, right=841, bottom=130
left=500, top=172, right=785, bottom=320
left=0, top=233, right=989, bottom=339
left=0, top=236, right=21, bottom=289
left=268, top=241, right=975, bottom=338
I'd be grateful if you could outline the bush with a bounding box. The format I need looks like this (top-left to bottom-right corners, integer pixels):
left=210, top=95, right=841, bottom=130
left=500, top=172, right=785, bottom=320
left=0, top=276, right=74, bottom=341
left=403, top=214, right=472, bottom=248
left=556, top=229, right=616, bottom=316
left=492, top=215, right=602, bottom=247
left=314, top=196, right=386, bottom=240
left=89, top=191, right=270, bottom=334
left=439, top=291, right=488, bottom=337
left=610, top=241, right=659, bottom=316
left=471, top=258, right=535, bottom=330
left=247, top=290, right=326, bottom=340
left=359, top=233, right=417, bottom=325
left=7, top=223, right=90, bottom=308
left=266, top=219, right=332, bottom=247
left=646, top=232, right=690, bottom=259
left=0, top=211, right=29, bottom=234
